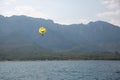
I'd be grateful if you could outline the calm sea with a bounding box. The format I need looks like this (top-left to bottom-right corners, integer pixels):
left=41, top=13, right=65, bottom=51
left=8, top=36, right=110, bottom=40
left=0, top=60, right=120, bottom=80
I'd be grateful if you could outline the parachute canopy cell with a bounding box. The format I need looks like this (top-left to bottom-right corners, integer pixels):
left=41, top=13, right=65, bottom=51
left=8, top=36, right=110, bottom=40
left=39, top=27, right=47, bottom=35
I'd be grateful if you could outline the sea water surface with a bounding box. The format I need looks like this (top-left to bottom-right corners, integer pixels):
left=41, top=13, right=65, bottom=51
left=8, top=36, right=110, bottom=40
left=0, top=60, right=120, bottom=80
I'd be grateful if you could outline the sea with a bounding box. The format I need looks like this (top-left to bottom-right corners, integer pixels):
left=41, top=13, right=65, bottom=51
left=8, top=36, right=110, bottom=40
left=0, top=60, right=120, bottom=80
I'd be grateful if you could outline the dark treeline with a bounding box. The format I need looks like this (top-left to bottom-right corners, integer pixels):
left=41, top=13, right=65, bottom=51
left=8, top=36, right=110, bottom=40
left=0, top=50, right=120, bottom=61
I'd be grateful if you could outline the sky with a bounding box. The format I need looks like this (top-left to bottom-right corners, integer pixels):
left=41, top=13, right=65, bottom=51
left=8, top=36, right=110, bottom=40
left=0, top=0, right=120, bottom=26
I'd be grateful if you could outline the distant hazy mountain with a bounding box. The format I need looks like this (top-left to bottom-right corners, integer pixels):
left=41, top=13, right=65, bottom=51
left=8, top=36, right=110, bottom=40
left=0, top=15, right=120, bottom=53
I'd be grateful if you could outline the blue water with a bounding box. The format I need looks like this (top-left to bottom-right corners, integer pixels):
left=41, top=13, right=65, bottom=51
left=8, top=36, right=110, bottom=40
left=0, top=61, right=120, bottom=80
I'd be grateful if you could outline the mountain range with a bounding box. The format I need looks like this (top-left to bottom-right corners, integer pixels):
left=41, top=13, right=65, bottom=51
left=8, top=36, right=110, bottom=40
left=0, top=15, right=120, bottom=60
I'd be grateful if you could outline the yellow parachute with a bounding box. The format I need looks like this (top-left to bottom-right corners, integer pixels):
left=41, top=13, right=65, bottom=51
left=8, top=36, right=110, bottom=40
left=38, top=27, right=47, bottom=36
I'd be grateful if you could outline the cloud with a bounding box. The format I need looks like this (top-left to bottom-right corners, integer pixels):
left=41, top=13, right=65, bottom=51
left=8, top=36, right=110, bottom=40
left=0, top=5, right=49, bottom=19
left=14, top=6, right=49, bottom=19
left=4, top=0, right=16, bottom=5
left=98, top=10, right=120, bottom=25
left=98, top=10, right=120, bottom=17
left=78, top=19, right=89, bottom=24
left=54, top=18, right=90, bottom=25
left=0, top=0, right=49, bottom=19
left=98, top=0, right=120, bottom=26
left=103, top=0, right=120, bottom=9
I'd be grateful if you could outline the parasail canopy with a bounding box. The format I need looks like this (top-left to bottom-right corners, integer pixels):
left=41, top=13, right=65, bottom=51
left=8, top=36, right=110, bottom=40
left=38, top=27, right=47, bottom=36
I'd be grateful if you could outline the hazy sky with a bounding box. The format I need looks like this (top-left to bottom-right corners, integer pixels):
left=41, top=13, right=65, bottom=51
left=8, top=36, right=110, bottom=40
left=0, top=0, right=120, bottom=26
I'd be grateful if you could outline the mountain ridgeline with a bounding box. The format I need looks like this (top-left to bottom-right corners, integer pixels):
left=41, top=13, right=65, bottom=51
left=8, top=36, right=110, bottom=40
left=0, top=15, right=120, bottom=60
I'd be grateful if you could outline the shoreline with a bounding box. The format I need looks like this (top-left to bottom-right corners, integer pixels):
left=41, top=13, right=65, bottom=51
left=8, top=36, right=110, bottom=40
left=0, top=59, right=120, bottom=62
